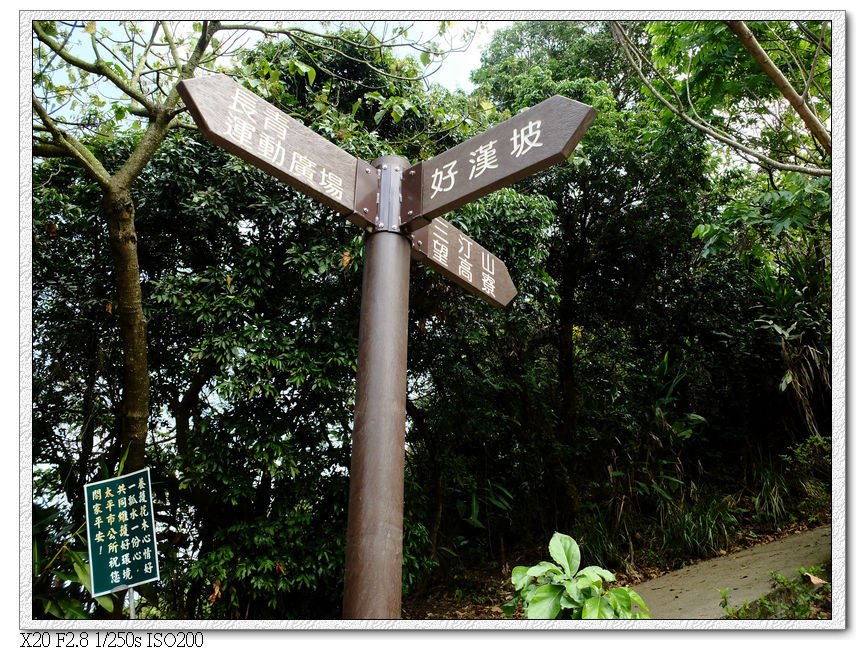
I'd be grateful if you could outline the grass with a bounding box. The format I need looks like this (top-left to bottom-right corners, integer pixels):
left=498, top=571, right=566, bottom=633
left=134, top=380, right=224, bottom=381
left=720, top=565, right=831, bottom=619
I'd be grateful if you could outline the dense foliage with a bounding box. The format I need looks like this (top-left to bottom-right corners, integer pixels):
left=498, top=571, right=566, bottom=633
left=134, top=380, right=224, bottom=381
left=31, top=19, right=833, bottom=619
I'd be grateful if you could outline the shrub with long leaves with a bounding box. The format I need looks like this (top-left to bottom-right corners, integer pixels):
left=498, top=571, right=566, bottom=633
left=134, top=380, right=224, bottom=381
left=505, top=532, right=650, bottom=619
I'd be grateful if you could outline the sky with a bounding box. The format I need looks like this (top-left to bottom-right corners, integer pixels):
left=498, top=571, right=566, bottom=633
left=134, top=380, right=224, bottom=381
left=265, top=19, right=509, bottom=92
left=416, top=21, right=509, bottom=92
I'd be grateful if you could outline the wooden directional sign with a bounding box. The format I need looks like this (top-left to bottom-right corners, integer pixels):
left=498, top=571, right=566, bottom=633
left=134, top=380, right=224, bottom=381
left=174, top=74, right=598, bottom=618
left=411, top=218, right=517, bottom=308
left=177, top=74, right=376, bottom=227
left=403, top=95, right=596, bottom=230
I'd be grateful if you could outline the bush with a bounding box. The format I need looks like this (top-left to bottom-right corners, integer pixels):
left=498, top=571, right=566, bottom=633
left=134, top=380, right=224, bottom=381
left=720, top=565, right=831, bottom=619
left=504, top=532, right=650, bottom=619
left=659, top=494, right=738, bottom=558
left=781, top=434, right=831, bottom=522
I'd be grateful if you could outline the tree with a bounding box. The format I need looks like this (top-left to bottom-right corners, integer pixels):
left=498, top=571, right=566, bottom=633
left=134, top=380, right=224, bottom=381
left=608, top=20, right=832, bottom=441
left=33, top=20, right=222, bottom=474
left=32, top=21, right=491, bottom=618
left=32, top=19, right=477, bottom=476
left=470, top=22, right=718, bottom=532
left=609, top=20, right=831, bottom=177
left=464, top=20, right=831, bottom=569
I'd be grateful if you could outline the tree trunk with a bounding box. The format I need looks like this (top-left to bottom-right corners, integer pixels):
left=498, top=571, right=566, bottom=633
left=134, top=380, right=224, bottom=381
left=103, top=186, right=149, bottom=473
left=551, top=211, right=584, bottom=527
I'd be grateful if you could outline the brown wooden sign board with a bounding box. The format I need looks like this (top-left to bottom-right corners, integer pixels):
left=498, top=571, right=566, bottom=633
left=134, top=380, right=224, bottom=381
left=404, top=95, right=597, bottom=229
left=176, top=74, right=598, bottom=618
left=179, top=75, right=597, bottom=310
left=411, top=218, right=517, bottom=308
left=177, top=74, right=377, bottom=227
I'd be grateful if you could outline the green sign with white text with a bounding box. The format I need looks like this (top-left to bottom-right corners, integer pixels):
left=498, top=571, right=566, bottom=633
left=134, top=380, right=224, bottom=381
left=84, top=468, right=160, bottom=597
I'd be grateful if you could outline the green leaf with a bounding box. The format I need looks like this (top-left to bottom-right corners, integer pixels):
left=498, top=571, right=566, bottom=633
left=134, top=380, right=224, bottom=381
left=527, top=561, right=563, bottom=579
left=420, top=51, right=431, bottom=66
left=501, top=595, right=519, bottom=617
left=511, top=565, right=529, bottom=591
left=607, top=587, right=633, bottom=618
left=59, top=598, right=88, bottom=619
left=526, top=584, right=563, bottom=619
left=581, top=595, right=616, bottom=619
left=577, top=565, right=616, bottom=585
left=96, top=594, right=115, bottom=613
left=559, top=591, right=580, bottom=611
left=563, top=576, right=582, bottom=603
left=373, top=109, right=386, bottom=125
left=625, top=587, right=651, bottom=618
left=549, top=532, right=581, bottom=577
left=116, top=445, right=130, bottom=476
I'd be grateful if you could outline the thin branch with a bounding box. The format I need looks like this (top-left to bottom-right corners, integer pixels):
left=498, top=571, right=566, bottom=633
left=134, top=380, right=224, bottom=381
left=216, top=22, right=464, bottom=84
left=616, top=23, right=687, bottom=115
left=35, top=20, right=77, bottom=79
left=765, top=22, right=809, bottom=90
left=802, top=21, right=827, bottom=105
left=609, top=21, right=830, bottom=177
left=33, top=21, right=156, bottom=113
left=164, top=20, right=220, bottom=111
left=726, top=20, right=831, bottom=156
left=795, top=20, right=832, bottom=56
left=684, top=49, right=716, bottom=132
left=160, top=21, right=184, bottom=77
left=32, top=94, right=113, bottom=188
left=130, top=22, right=160, bottom=91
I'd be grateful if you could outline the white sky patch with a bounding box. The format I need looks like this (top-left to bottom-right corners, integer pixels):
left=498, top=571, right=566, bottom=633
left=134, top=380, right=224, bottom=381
left=416, top=21, right=512, bottom=92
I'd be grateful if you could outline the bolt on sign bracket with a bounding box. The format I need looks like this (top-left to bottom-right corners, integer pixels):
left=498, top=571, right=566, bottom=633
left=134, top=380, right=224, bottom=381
left=352, top=161, right=379, bottom=229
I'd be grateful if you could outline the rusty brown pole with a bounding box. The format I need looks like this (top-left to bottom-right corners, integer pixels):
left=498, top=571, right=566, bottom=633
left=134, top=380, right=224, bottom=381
left=342, top=156, right=412, bottom=619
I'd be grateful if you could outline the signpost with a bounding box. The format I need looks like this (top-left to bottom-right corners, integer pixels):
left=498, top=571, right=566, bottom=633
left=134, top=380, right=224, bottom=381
left=177, top=74, right=596, bottom=619
left=84, top=468, right=159, bottom=617
left=402, top=94, right=597, bottom=231
left=411, top=218, right=517, bottom=308
left=177, top=75, right=377, bottom=228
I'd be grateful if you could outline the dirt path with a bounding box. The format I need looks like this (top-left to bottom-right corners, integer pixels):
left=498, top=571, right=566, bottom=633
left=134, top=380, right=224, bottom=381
left=637, top=525, right=831, bottom=619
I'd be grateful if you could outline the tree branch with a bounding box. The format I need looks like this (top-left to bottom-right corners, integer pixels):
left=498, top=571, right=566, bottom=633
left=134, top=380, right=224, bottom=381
left=33, top=21, right=156, bottom=113
left=32, top=141, right=72, bottom=158
left=164, top=20, right=221, bottom=111
left=130, top=22, right=160, bottom=91
left=161, top=21, right=185, bottom=78
left=609, top=21, right=830, bottom=177
left=726, top=20, right=831, bottom=156
left=32, top=94, right=113, bottom=188
left=802, top=21, right=827, bottom=105
left=795, top=20, right=832, bottom=56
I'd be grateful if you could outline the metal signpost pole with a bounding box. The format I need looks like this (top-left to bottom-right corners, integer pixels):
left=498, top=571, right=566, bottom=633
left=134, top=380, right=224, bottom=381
left=176, top=75, right=597, bottom=619
left=342, top=156, right=411, bottom=619
left=128, top=587, right=136, bottom=620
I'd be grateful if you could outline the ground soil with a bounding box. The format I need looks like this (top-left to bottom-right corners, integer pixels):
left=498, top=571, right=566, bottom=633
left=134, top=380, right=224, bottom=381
left=401, top=522, right=832, bottom=620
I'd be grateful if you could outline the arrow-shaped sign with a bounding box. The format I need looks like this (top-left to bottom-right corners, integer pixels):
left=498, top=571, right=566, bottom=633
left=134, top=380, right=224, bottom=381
left=174, top=72, right=598, bottom=617
left=403, top=95, right=597, bottom=230
left=177, top=74, right=377, bottom=227
left=411, top=218, right=517, bottom=308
